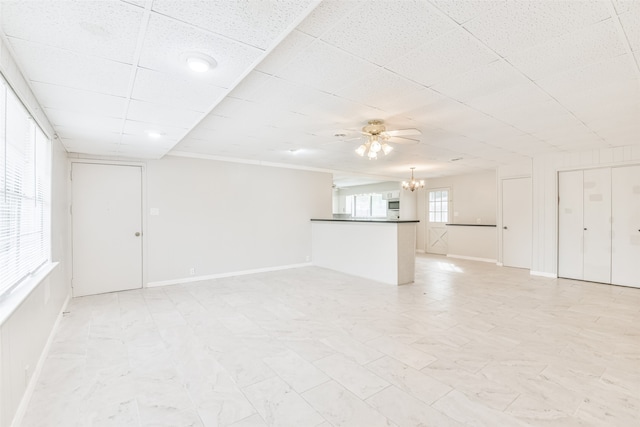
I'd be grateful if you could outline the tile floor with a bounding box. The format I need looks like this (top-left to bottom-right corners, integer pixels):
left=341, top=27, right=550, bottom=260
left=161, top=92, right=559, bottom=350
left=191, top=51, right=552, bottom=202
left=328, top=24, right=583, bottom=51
left=20, top=255, right=640, bottom=426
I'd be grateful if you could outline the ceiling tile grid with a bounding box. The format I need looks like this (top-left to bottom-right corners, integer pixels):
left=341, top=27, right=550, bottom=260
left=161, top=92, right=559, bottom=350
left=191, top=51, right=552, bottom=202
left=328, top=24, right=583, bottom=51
left=506, top=18, right=627, bottom=81
left=386, top=28, right=500, bottom=88
left=320, top=0, right=456, bottom=66
left=138, top=13, right=263, bottom=89
left=463, top=1, right=612, bottom=57
left=151, top=0, right=316, bottom=50
left=1, top=0, right=639, bottom=182
left=0, top=0, right=143, bottom=64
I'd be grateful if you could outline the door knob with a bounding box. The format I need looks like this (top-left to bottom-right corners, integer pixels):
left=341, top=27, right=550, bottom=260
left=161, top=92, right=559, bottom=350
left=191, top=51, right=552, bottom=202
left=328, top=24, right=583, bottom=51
left=584, top=228, right=587, bottom=231
left=135, top=232, right=141, bottom=237
left=503, top=226, right=508, bottom=230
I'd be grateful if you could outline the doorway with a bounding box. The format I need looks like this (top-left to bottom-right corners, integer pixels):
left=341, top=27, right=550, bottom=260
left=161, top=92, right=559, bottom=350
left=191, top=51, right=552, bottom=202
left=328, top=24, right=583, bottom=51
left=71, top=162, right=143, bottom=297
left=426, top=188, right=450, bottom=255
left=501, top=177, right=532, bottom=269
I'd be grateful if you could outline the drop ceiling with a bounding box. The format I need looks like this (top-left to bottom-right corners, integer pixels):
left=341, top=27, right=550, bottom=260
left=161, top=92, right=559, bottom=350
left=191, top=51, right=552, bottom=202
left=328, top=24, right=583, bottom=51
left=1, top=0, right=639, bottom=183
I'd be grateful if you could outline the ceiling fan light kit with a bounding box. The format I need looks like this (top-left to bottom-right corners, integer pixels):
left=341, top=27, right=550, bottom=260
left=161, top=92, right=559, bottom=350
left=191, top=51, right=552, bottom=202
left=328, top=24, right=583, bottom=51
left=402, top=167, right=425, bottom=191
left=354, top=120, right=420, bottom=160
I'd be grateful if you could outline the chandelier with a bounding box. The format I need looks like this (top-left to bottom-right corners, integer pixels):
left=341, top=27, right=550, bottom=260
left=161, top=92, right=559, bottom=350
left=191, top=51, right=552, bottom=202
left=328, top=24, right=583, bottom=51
left=402, top=167, right=424, bottom=191
left=355, top=134, right=393, bottom=160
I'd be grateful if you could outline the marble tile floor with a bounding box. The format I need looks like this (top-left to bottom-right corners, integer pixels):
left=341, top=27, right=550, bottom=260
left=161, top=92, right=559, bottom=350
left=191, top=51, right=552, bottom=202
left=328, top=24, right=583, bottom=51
left=20, top=254, right=640, bottom=426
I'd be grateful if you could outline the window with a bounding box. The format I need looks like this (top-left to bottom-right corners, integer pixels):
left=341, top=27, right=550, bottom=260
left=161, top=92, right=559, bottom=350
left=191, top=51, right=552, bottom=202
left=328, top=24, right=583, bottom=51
left=0, top=77, right=51, bottom=296
left=428, top=189, right=449, bottom=223
left=346, top=193, right=387, bottom=218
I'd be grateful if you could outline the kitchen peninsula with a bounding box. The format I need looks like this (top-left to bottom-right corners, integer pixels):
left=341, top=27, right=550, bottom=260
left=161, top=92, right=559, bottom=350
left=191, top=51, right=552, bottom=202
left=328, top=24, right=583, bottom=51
left=310, top=219, right=419, bottom=285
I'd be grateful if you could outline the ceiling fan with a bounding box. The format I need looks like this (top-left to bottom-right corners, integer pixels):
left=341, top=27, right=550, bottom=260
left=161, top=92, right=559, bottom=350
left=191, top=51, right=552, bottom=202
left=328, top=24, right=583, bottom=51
left=351, top=119, right=422, bottom=160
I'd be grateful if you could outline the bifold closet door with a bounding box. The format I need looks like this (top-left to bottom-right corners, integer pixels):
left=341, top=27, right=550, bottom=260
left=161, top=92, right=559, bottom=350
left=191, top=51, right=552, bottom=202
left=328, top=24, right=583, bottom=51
left=611, top=165, right=640, bottom=288
left=583, top=168, right=611, bottom=284
left=558, top=170, right=583, bottom=280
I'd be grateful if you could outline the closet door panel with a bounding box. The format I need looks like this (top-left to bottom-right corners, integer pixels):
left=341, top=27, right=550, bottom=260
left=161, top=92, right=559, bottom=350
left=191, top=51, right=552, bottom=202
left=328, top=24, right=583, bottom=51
left=558, top=170, right=584, bottom=280
left=611, top=165, right=640, bottom=288
left=583, top=168, right=612, bottom=284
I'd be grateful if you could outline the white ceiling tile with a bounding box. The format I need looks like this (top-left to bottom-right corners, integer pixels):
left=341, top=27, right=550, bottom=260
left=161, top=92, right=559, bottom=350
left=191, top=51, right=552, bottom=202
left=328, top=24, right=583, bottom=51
left=255, top=30, right=315, bottom=75
left=535, top=54, right=637, bottom=99
left=387, top=28, right=499, bottom=87
left=275, top=40, right=379, bottom=94
left=612, top=1, right=639, bottom=15
left=139, top=13, right=262, bottom=89
left=619, top=8, right=640, bottom=52
left=0, top=0, right=143, bottom=63
left=333, top=67, right=428, bottom=111
left=151, top=0, right=315, bottom=49
left=122, top=0, right=146, bottom=7
left=508, top=19, right=627, bottom=81
left=464, top=1, right=611, bottom=57
left=7, top=38, right=131, bottom=96
left=432, top=59, right=529, bottom=103
left=132, top=68, right=226, bottom=112
left=296, top=0, right=363, bottom=37
left=62, top=140, right=120, bottom=156
left=558, top=79, right=640, bottom=123
left=127, top=100, right=202, bottom=129
left=31, top=82, right=127, bottom=118
left=465, top=81, right=552, bottom=116
left=321, top=1, right=456, bottom=66
left=237, top=75, right=321, bottom=112
left=228, top=71, right=273, bottom=101
left=123, top=120, right=188, bottom=141
left=56, top=126, right=122, bottom=147
left=490, top=100, right=582, bottom=134
left=45, top=109, right=123, bottom=134
left=430, top=0, right=505, bottom=25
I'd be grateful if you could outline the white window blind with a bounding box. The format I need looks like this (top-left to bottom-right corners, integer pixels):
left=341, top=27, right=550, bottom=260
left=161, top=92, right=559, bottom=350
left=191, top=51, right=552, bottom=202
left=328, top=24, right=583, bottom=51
left=0, top=77, right=51, bottom=296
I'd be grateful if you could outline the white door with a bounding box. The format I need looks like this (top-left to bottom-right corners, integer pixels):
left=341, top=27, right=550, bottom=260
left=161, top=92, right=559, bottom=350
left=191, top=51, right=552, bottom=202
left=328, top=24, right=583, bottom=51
left=502, top=177, right=532, bottom=269
left=72, top=163, right=142, bottom=297
left=583, top=168, right=611, bottom=283
left=611, top=165, right=640, bottom=288
left=558, top=170, right=584, bottom=280
left=426, top=188, right=449, bottom=255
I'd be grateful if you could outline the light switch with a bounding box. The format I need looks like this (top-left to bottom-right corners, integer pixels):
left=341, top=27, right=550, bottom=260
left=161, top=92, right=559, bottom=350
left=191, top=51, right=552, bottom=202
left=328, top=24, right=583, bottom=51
left=150, top=208, right=160, bottom=216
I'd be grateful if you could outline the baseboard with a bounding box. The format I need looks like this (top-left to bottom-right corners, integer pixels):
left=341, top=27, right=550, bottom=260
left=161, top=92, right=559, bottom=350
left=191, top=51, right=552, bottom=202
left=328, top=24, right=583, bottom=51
left=146, top=262, right=313, bottom=287
left=11, top=292, right=71, bottom=427
left=446, top=254, right=497, bottom=263
left=530, top=270, right=558, bottom=278
left=496, top=262, right=504, bottom=267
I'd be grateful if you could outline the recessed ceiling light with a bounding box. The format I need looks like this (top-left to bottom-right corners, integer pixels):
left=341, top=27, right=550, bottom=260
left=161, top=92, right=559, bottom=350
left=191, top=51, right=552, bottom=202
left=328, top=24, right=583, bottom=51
left=182, top=52, right=217, bottom=73
left=146, top=130, right=163, bottom=139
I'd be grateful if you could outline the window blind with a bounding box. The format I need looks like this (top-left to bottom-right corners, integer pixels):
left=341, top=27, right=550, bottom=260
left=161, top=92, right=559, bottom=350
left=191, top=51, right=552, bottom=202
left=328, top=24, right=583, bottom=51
left=0, top=77, right=51, bottom=296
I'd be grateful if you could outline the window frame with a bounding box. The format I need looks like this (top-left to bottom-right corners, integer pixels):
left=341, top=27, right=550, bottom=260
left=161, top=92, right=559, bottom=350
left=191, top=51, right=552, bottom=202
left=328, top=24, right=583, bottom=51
left=0, top=74, right=52, bottom=299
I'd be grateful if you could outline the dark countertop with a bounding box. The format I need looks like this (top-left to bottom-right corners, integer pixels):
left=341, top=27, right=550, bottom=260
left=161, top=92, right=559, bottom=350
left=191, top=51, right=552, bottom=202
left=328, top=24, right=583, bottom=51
left=445, top=224, right=497, bottom=227
left=311, top=219, right=420, bottom=223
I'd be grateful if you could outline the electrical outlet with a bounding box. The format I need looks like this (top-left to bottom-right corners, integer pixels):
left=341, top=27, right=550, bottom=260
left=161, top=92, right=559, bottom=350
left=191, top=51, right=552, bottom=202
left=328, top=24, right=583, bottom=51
left=189, top=268, right=195, bottom=276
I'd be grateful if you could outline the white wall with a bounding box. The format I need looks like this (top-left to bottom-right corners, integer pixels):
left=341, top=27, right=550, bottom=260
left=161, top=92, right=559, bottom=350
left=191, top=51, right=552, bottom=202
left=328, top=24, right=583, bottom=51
left=416, top=170, right=497, bottom=252
left=529, top=145, right=640, bottom=276
left=146, top=156, right=332, bottom=284
left=0, top=37, right=70, bottom=427
left=0, top=139, right=70, bottom=427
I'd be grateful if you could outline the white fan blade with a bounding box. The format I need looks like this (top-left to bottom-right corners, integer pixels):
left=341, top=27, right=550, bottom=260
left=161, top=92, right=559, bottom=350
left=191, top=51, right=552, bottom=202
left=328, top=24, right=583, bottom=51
left=384, top=128, right=422, bottom=137
left=388, top=136, right=420, bottom=144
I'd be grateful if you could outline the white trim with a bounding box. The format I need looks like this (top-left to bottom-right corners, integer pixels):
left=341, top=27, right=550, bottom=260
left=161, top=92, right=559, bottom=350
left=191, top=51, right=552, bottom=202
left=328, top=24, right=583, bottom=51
left=446, top=254, right=497, bottom=263
left=496, top=262, right=504, bottom=267
left=530, top=270, right=558, bottom=278
left=146, top=262, right=313, bottom=287
left=415, top=249, right=425, bottom=253
left=10, top=293, right=70, bottom=427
